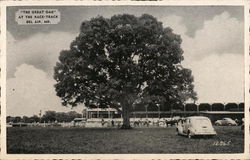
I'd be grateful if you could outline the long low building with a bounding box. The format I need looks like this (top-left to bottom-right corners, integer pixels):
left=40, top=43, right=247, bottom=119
left=84, top=102, right=244, bottom=122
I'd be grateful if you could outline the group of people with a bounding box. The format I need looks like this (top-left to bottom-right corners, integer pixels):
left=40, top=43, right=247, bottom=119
left=99, top=118, right=181, bottom=128
left=132, top=118, right=180, bottom=127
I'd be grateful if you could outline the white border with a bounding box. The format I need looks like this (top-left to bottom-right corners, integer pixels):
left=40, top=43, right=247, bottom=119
left=244, top=0, right=250, bottom=156
left=1, top=3, right=7, bottom=157
left=0, top=0, right=249, bottom=159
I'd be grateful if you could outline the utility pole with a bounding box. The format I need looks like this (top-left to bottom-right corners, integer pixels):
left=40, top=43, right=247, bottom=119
left=157, top=104, right=160, bottom=118
left=39, top=110, right=42, bottom=123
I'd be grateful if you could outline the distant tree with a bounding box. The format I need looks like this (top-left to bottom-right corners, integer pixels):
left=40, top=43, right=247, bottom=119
left=54, top=14, right=197, bottom=129
left=29, top=115, right=40, bottom=123
left=22, top=116, right=29, bottom=123
left=55, top=112, right=67, bottom=122
left=6, top=116, right=13, bottom=123
left=42, top=111, right=57, bottom=122
left=67, top=111, right=82, bottom=121
left=53, top=111, right=82, bottom=122
left=13, top=116, right=21, bottom=123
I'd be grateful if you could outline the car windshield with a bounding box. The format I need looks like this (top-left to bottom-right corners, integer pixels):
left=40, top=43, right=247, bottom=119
left=192, top=118, right=212, bottom=127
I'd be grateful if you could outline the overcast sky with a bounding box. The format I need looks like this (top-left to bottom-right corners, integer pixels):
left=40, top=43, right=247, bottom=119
left=6, top=6, right=244, bottom=116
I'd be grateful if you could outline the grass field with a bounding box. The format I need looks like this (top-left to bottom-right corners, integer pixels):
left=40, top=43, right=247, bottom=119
left=7, top=126, right=244, bottom=154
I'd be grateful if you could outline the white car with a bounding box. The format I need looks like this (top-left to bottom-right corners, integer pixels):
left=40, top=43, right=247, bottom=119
left=215, top=118, right=237, bottom=126
left=176, top=116, right=217, bottom=138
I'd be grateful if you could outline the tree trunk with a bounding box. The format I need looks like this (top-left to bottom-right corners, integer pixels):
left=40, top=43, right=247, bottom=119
left=121, top=103, right=132, bottom=129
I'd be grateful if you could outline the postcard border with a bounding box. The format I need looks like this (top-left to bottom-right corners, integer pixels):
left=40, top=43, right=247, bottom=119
left=1, top=0, right=249, bottom=159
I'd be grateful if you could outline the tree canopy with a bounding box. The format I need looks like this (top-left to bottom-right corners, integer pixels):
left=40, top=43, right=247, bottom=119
left=54, top=14, right=197, bottom=128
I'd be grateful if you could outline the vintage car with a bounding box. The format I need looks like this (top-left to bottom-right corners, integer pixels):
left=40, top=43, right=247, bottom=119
left=176, top=116, right=217, bottom=138
left=215, top=118, right=237, bottom=126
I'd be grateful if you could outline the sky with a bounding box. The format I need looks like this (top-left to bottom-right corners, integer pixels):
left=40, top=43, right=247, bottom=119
left=6, top=6, right=245, bottom=116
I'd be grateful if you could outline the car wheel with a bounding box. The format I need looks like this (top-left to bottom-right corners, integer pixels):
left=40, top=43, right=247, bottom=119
left=187, top=131, right=192, bottom=139
left=241, top=125, right=244, bottom=130
left=215, top=123, right=219, bottom=126
left=176, top=129, right=179, bottom=135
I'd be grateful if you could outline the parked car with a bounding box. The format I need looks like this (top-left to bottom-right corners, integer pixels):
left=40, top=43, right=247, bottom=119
left=176, top=116, right=217, bottom=138
left=166, top=116, right=180, bottom=127
left=215, top=118, right=237, bottom=126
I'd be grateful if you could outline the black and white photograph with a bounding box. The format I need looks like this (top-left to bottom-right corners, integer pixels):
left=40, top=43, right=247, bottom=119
left=0, top=1, right=248, bottom=158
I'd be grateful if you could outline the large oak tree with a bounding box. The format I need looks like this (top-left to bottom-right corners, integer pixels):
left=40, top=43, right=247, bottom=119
left=54, top=14, right=197, bottom=129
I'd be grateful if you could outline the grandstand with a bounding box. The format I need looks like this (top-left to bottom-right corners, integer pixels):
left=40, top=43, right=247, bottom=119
left=85, top=102, right=244, bottom=123
left=85, top=108, right=119, bottom=119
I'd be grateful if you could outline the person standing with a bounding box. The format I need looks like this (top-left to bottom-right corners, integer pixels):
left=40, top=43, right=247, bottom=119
left=101, top=118, right=105, bottom=126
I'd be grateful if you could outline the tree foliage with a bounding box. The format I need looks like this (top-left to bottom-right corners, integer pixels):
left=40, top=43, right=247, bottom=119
left=54, top=14, right=197, bottom=128
left=6, top=111, right=82, bottom=123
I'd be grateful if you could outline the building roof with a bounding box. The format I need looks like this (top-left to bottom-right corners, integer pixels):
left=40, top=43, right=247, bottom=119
left=86, top=108, right=118, bottom=112
left=200, top=111, right=244, bottom=114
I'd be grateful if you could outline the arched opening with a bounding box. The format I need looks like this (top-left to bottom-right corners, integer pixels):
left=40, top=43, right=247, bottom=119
left=238, top=103, right=244, bottom=111
left=198, top=103, right=211, bottom=111
left=185, top=103, right=198, bottom=111
left=225, top=103, right=239, bottom=111
left=211, top=103, right=224, bottom=111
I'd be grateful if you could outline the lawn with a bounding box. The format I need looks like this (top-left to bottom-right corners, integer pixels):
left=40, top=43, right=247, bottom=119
left=7, top=126, right=244, bottom=154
